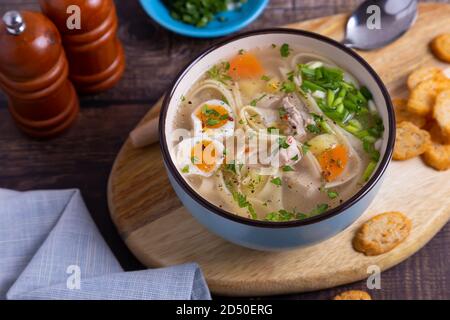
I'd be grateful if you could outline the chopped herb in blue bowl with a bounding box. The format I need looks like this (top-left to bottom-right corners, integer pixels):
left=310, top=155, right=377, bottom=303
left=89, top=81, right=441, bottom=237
left=139, top=0, right=269, bottom=38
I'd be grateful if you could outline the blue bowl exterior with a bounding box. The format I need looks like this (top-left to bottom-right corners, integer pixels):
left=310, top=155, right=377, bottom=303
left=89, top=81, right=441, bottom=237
left=167, top=167, right=384, bottom=251
left=139, top=0, right=269, bottom=38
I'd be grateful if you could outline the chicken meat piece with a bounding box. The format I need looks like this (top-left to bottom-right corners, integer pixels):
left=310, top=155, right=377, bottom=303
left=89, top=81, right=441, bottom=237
left=282, top=96, right=314, bottom=138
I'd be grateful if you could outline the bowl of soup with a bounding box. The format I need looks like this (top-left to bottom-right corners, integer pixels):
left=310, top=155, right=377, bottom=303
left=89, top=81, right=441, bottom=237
left=159, top=29, right=395, bottom=251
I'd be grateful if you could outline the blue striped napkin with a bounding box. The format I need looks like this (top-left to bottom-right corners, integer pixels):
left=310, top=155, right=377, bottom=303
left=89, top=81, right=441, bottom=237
left=0, top=189, right=211, bottom=300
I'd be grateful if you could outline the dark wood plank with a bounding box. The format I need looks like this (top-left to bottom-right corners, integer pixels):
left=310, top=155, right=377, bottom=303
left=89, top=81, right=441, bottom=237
left=0, top=0, right=449, bottom=300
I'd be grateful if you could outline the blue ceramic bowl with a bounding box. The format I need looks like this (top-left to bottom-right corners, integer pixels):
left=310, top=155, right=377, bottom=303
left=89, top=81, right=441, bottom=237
left=160, top=29, right=395, bottom=251
left=139, top=0, right=269, bottom=38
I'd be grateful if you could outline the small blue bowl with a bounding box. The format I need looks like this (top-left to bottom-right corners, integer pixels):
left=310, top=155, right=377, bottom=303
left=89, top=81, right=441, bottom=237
left=139, top=0, right=269, bottom=38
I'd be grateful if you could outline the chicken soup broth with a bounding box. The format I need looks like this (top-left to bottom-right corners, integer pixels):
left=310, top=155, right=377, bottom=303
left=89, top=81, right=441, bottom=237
left=171, top=44, right=384, bottom=221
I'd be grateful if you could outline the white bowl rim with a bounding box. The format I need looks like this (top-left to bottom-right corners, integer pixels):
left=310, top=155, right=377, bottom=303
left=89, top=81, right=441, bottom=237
left=159, top=28, right=395, bottom=228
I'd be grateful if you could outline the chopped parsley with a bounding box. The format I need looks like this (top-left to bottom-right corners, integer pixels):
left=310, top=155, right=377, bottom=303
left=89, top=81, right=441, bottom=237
left=232, top=191, right=257, bottom=219
left=181, top=165, right=189, bottom=173
left=278, top=107, right=287, bottom=118
left=277, top=137, right=290, bottom=149
left=201, top=105, right=220, bottom=116
left=301, top=143, right=310, bottom=154
left=306, top=124, right=321, bottom=134
left=265, top=209, right=296, bottom=222
left=280, top=43, right=292, bottom=57
left=224, top=160, right=241, bottom=174
left=327, top=190, right=339, bottom=199
left=270, top=177, right=282, bottom=186
left=261, top=75, right=271, bottom=81
left=206, top=118, right=220, bottom=126
left=310, top=203, right=329, bottom=216
left=264, top=203, right=330, bottom=222
left=207, top=61, right=232, bottom=84
left=250, top=94, right=267, bottom=107
left=282, top=165, right=294, bottom=172
left=280, top=81, right=296, bottom=93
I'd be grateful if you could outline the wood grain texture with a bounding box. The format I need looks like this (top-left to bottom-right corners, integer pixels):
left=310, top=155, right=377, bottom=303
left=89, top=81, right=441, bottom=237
left=1, top=0, right=450, bottom=299
left=107, top=3, right=450, bottom=296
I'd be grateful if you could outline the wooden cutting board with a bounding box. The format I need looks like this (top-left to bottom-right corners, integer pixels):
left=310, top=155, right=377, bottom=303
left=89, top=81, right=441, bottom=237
left=108, top=3, right=450, bottom=296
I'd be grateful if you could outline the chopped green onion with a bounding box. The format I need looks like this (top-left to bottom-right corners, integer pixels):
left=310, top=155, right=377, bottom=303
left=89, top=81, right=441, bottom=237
left=338, top=88, right=347, bottom=98
left=301, top=80, right=325, bottom=93
left=362, top=161, right=377, bottom=182
left=332, top=97, right=344, bottom=108
left=360, top=86, right=373, bottom=100
left=327, top=190, right=339, bottom=199
left=327, top=89, right=335, bottom=107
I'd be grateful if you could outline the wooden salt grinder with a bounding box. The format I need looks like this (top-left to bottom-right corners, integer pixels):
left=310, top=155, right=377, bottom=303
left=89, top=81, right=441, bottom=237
left=39, top=0, right=126, bottom=94
left=0, top=11, right=79, bottom=138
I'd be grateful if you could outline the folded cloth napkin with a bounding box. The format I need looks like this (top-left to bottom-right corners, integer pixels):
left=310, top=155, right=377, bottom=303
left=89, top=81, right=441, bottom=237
left=0, top=189, right=211, bottom=300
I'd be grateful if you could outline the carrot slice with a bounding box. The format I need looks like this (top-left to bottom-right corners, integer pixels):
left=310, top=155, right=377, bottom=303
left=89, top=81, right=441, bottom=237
left=317, top=145, right=348, bottom=182
left=228, top=53, right=264, bottom=80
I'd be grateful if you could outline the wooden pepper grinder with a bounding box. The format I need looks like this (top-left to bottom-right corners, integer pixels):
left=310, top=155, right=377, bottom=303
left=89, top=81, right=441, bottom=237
left=0, top=10, right=79, bottom=138
left=39, top=0, right=126, bottom=94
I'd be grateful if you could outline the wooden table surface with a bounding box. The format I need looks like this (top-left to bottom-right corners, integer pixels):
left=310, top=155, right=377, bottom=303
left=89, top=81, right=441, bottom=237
left=0, top=0, right=449, bottom=300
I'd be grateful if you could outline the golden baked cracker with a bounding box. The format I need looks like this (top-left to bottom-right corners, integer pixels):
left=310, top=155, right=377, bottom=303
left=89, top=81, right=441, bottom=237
left=393, top=98, right=426, bottom=128
left=407, top=79, right=446, bottom=116
left=422, top=142, right=450, bottom=171
left=433, top=90, right=450, bottom=138
left=393, top=121, right=431, bottom=160
left=333, top=290, right=372, bottom=300
left=353, top=212, right=411, bottom=256
left=407, top=66, right=442, bottom=90
left=430, top=34, right=450, bottom=63
left=428, top=122, right=450, bottom=144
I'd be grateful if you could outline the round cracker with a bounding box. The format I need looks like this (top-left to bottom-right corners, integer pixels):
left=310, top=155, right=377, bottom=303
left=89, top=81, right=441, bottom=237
left=353, top=211, right=411, bottom=256
left=422, top=142, right=450, bottom=171
left=393, top=98, right=426, bottom=128
left=407, top=66, right=443, bottom=90
left=433, top=90, right=450, bottom=138
left=431, top=34, right=450, bottom=63
left=333, top=290, right=372, bottom=300
left=428, top=121, right=450, bottom=144
left=407, top=78, right=448, bottom=116
left=393, top=121, right=431, bottom=160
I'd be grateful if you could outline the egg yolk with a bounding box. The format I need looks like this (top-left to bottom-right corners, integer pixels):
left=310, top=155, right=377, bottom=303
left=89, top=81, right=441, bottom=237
left=191, top=141, right=217, bottom=173
left=317, top=145, right=348, bottom=182
left=196, top=104, right=230, bottom=129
